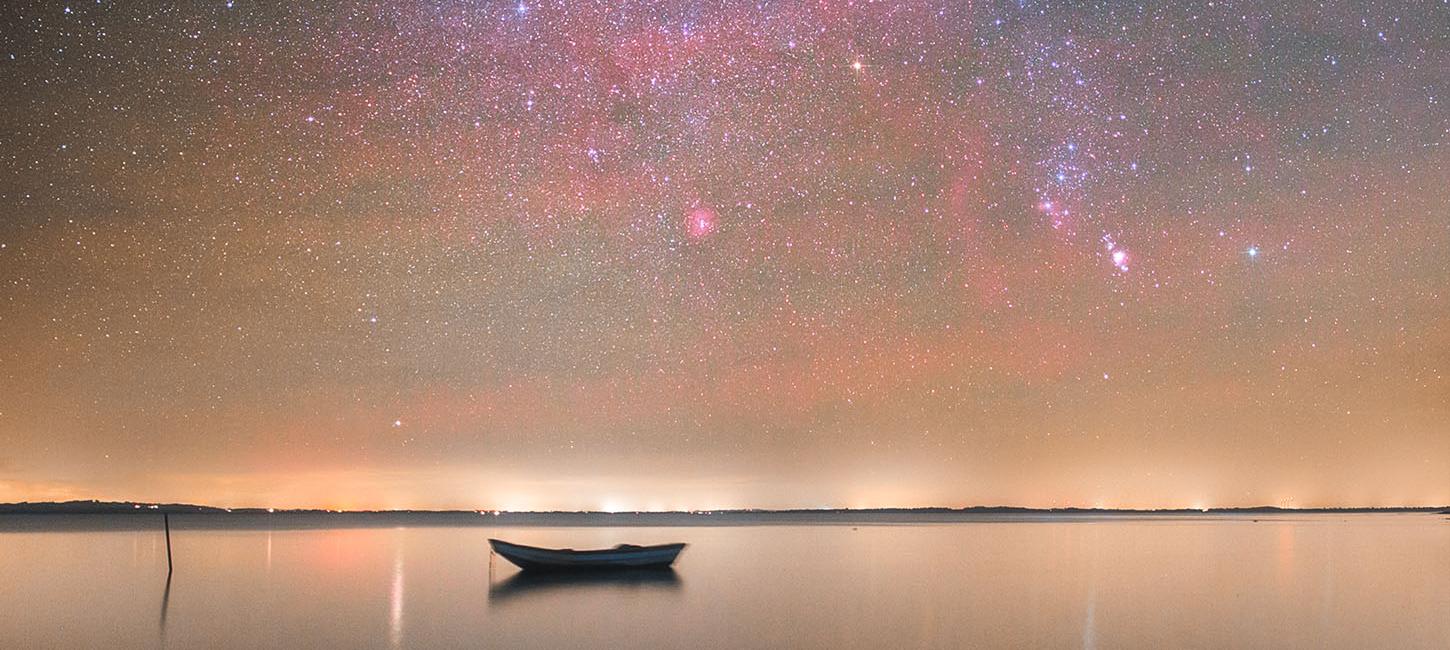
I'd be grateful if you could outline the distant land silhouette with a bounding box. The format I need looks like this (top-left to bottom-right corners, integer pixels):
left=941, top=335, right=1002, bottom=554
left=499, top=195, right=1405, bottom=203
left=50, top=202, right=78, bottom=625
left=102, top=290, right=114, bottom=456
left=2, top=500, right=1445, bottom=516
left=3, top=500, right=1446, bottom=532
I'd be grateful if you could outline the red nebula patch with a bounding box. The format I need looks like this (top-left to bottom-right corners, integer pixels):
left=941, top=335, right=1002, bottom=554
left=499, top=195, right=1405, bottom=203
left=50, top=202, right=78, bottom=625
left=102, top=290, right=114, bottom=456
left=686, top=207, right=717, bottom=239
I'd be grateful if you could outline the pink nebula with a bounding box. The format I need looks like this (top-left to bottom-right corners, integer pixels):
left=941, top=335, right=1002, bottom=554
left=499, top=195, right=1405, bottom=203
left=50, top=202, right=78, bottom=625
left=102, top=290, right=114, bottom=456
left=687, top=207, right=718, bottom=239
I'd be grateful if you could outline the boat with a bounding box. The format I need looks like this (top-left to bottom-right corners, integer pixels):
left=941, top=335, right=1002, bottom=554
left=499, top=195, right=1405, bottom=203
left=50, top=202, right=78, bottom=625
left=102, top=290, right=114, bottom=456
left=488, top=538, right=686, bottom=571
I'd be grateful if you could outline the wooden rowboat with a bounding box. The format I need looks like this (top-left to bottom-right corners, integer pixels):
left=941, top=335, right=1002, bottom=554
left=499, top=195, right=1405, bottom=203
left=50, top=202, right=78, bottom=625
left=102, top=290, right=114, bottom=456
left=488, top=538, right=686, bottom=571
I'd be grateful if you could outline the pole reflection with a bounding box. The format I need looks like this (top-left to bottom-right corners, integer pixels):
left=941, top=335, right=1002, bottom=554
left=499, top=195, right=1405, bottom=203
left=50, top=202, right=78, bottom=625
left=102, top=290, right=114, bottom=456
left=158, top=571, right=172, bottom=644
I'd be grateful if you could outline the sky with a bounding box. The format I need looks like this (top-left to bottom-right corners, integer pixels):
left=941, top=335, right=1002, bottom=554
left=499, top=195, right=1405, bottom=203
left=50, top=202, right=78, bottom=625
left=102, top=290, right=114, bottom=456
left=0, top=0, right=1446, bottom=511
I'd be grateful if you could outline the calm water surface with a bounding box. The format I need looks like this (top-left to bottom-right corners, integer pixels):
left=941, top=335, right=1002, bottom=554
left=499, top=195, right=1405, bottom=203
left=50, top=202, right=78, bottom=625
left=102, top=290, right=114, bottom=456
left=2, top=514, right=1448, bottom=648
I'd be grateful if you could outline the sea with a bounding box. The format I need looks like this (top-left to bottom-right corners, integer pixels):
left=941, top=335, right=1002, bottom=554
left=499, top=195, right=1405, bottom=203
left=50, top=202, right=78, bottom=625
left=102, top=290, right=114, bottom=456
left=2, top=512, right=1448, bottom=648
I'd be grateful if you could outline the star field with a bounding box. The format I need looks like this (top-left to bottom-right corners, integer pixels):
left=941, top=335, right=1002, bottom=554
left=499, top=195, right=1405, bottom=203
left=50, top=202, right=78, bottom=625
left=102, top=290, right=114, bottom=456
left=0, top=0, right=1447, bottom=509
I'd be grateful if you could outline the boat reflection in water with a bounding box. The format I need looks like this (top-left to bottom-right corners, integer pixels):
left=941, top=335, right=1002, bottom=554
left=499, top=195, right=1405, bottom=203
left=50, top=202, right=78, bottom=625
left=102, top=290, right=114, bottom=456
left=486, top=538, right=687, bottom=606
left=488, top=568, right=683, bottom=605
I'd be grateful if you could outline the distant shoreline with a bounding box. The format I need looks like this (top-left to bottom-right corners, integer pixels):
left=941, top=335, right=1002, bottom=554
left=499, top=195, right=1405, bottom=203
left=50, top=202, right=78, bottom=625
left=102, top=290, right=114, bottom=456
left=2, top=501, right=1445, bottom=532
left=2, top=500, right=1445, bottom=516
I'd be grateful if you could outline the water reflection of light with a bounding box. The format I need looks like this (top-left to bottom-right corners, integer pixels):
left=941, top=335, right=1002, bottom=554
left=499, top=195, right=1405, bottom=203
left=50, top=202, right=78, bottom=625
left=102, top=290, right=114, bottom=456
left=1275, top=524, right=1296, bottom=588
left=389, top=546, right=404, bottom=648
left=1083, top=526, right=1101, bottom=650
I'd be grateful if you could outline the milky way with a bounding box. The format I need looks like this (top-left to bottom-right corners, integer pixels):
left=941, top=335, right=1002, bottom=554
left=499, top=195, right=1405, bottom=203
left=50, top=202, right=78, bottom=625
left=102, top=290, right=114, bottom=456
left=1, top=0, right=1447, bottom=509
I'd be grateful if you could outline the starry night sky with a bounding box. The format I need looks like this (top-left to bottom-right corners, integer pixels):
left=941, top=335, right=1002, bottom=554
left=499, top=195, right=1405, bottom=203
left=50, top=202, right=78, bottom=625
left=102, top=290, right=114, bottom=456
left=1, top=0, right=1447, bottom=510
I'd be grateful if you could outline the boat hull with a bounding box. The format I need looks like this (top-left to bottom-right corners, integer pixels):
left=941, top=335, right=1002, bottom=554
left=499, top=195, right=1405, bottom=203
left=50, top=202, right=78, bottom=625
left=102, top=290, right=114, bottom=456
left=489, top=538, right=686, bottom=571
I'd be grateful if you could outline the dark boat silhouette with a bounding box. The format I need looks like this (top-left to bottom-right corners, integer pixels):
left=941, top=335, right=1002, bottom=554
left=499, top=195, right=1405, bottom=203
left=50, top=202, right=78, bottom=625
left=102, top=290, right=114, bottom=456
left=489, top=538, right=686, bottom=571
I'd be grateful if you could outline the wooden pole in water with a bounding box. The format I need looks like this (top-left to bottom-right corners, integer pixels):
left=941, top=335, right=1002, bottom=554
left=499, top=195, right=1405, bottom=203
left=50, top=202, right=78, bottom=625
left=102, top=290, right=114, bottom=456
left=164, top=513, right=173, bottom=575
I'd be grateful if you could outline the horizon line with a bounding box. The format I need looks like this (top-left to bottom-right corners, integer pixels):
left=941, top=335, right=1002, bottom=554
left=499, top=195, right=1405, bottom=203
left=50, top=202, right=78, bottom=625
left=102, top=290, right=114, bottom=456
left=3, top=499, right=1447, bottom=514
